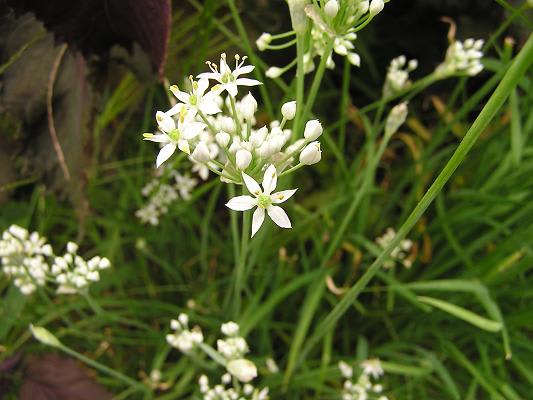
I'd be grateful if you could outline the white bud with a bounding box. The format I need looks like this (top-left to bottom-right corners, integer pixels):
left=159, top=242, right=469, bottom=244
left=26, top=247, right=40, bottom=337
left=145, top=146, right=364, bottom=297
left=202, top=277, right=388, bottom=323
left=178, top=313, right=189, bottom=327
left=303, top=119, right=323, bottom=141
left=221, top=321, right=240, bottom=336
left=347, top=52, right=361, bottom=67
left=216, top=131, right=231, bottom=147
left=299, top=141, right=321, bottom=165
left=66, top=241, right=78, bottom=253
left=288, top=0, right=308, bottom=34
left=191, top=142, right=211, bottom=163
left=266, top=67, right=284, bottom=79
left=281, top=101, right=297, bottom=120
left=358, top=1, right=369, bottom=13
left=250, top=126, right=268, bottom=147
left=385, top=102, right=408, bottom=137
left=236, top=149, right=252, bottom=170
left=369, top=0, right=384, bottom=16
left=408, top=59, right=418, bottom=71
left=240, top=92, right=257, bottom=121
left=256, top=33, right=272, bottom=51
left=227, top=359, right=258, bottom=382
left=324, top=0, right=339, bottom=18
left=30, top=325, right=62, bottom=348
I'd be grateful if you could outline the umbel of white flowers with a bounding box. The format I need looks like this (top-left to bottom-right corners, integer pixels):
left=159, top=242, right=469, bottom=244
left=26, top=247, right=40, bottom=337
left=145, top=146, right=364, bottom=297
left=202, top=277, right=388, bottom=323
left=0, top=225, right=111, bottom=296
left=261, top=0, right=386, bottom=78
left=339, top=358, right=389, bottom=400
left=143, top=53, right=325, bottom=237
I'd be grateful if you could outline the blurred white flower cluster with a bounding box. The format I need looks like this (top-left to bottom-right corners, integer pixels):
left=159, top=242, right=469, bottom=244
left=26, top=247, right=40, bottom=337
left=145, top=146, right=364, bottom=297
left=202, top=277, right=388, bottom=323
left=0, top=225, right=52, bottom=295
left=435, top=38, right=484, bottom=77
left=383, top=55, right=418, bottom=96
left=339, top=358, right=388, bottom=400
left=259, top=0, right=386, bottom=78
left=375, top=228, right=413, bottom=269
left=144, top=53, right=324, bottom=235
left=0, top=225, right=110, bottom=295
left=51, top=242, right=111, bottom=295
left=167, top=316, right=268, bottom=397
left=136, top=165, right=198, bottom=226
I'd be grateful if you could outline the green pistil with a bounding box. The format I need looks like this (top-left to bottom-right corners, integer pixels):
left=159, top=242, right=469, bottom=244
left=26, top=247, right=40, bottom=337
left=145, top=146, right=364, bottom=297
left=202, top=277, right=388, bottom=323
left=189, top=94, right=198, bottom=106
left=168, top=129, right=180, bottom=141
left=221, top=72, right=235, bottom=83
left=257, top=194, right=272, bottom=209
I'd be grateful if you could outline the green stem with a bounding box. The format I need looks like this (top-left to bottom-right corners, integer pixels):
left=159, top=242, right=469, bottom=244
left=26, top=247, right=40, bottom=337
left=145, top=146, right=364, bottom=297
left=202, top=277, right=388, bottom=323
left=198, top=110, right=217, bottom=134
left=229, top=96, right=243, bottom=138
left=233, top=191, right=251, bottom=317
left=293, top=34, right=306, bottom=141
left=297, top=32, right=533, bottom=370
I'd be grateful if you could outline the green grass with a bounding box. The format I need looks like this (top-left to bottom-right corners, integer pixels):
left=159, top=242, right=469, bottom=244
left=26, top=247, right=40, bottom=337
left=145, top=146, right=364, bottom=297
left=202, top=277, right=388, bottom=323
left=1, top=1, right=533, bottom=399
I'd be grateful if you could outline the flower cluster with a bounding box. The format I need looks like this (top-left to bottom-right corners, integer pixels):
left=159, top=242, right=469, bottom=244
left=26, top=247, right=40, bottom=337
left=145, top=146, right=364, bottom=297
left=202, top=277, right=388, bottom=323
left=383, top=55, right=418, bottom=96
left=1, top=225, right=110, bottom=296
left=0, top=225, right=52, bottom=295
left=144, top=53, right=323, bottom=236
left=375, top=228, right=413, bottom=269
left=166, top=316, right=268, bottom=396
left=435, top=38, right=484, bottom=77
left=339, top=358, right=388, bottom=400
left=259, top=0, right=386, bottom=78
left=135, top=165, right=198, bottom=226
left=166, top=313, right=204, bottom=354
left=50, top=242, right=111, bottom=295
left=198, top=373, right=269, bottom=400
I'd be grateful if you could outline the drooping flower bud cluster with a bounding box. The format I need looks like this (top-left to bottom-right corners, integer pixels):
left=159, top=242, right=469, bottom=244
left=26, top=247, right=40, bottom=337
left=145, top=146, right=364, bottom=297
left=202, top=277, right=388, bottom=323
left=435, top=38, right=484, bottom=77
left=339, top=358, right=389, bottom=400
left=198, top=373, right=269, bottom=400
left=50, top=242, right=111, bottom=294
left=260, top=0, right=386, bottom=77
left=375, top=228, right=413, bottom=269
left=1, top=225, right=110, bottom=296
left=0, top=225, right=52, bottom=295
left=135, top=164, right=198, bottom=226
left=166, top=313, right=204, bottom=354
left=383, top=55, right=418, bottom=96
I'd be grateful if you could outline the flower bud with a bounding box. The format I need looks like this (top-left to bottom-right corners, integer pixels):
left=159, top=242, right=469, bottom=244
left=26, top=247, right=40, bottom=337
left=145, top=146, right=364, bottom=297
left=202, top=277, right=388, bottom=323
left=299, top=141, right=321, bottom=165
left=369, top=0, right=384, bottom=16
left=30, top=325, right=62, bottom=348
left=358, top=1, right=369, bottom=13
left=304, top=119, right=323, bottom=141
left=216, top=131, right=231, bottom=147
left=288, top=0, right=308, bottom=34
left=385, top=102, right=408, bottom=137
left=240, top=92, right=257, bottom=121
left=227, top=359, right=258, bottom=383
left=221, top=321, right=240, bottom=336
left=347, top=52, right=361, bottom=67
left=191, top=142, right=211, bottom=163
left=256, top=33, right=272, bottom=51
left=324, top=0, right=339, bottom=18
left=281, top=101, right=297, bottom=120
left=250, top=126, right=268, bottom=147
left=266, top=67, right=284, bottom=79
left=236, top=149, right=252, bottom=170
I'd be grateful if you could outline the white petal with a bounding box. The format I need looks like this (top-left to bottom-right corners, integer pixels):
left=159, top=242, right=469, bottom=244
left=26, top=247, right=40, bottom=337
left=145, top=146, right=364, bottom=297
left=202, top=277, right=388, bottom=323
left=197, top=72, right=219, bottom=81
left=156, top=143, right=176, bottom=167
left=226, top=83, right=238, bottom=97
left=156, top=111, right=175, bottom=132
left=226, top=196, right=257, bottom=211
left=251, top=207, right=265, bottom=237
left=200, top=100, right=222, bottom=115
left=182, top=121, right=206, bottom=139
left=242, top=172, right=261, bottom=196
left=143, top=133, right=169, bottom=143
left=235, top=64, right=254, bottom=76
left=197, top=78, right=209, bottom=96
left=167, top=103, right=185, bottom=116
left=271, top=189, right=297, bottom=204
left=177, top=139, right=190, bottom=155
left=170, top=87, right=189, bottom=104
left=235, top=78, right=262, bottom=87
left=262, top=165, right=277, bottom=195
left=267, top=206, right=292, bottom=229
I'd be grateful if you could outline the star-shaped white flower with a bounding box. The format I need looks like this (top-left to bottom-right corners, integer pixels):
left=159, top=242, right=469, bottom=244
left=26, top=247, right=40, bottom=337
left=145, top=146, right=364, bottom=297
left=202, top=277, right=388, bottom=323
left=143, top=109, right=205, bottom=167
left=197, top=53, right=261, bottom=97
left=167, top=78, right=221, bottom=118
left=226, top=165, right=297, bottom=237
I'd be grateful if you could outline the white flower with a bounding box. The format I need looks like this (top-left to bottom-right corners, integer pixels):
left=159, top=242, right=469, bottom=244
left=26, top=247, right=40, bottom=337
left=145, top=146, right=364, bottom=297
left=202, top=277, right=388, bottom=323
left=338, top=361, right=353, bottom=379
left=299, top=141, right=322, bottom=165
left=168, top=78, right=221, bottom=118
left=281, top=101, right=297, bottom=120
left=226, top=359, right=258, bottom=383
left=225, top=165, right=297, bottom=237
left=360, top=358, right=384, bottom=379
left=304, top=119, right=323, bottom=141
left=197, top=53, right=261, bottom=97
left=144, top=110, right=205, bottom=167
